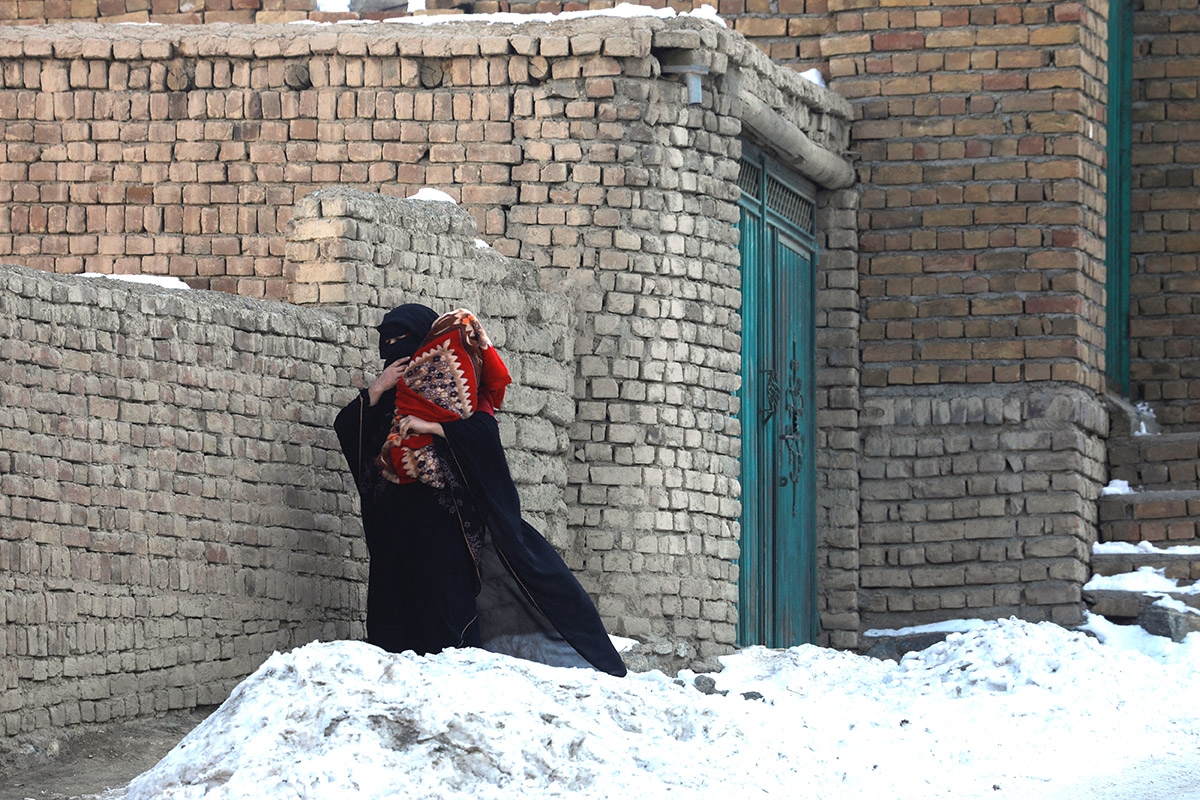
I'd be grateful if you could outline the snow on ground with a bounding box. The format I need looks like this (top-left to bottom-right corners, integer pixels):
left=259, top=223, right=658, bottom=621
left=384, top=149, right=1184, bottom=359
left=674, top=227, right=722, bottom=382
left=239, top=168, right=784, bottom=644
left=123, top=617, right=1200, bottom=800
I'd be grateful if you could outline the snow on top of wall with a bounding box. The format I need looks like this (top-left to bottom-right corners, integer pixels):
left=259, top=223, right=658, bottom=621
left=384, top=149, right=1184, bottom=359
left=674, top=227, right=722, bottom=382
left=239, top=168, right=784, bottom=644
left=408, top=187, right=457, bottom=204
left=82, top=273, right=191, bottom=290
left=309, top=1, right=726, bottom=27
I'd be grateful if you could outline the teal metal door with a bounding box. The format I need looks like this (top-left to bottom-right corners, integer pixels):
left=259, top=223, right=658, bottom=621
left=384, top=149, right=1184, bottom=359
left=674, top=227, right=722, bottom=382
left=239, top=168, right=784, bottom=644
left=1105, top=0, right=1133, bottom=395
left=736, top=146, right=819, bottom=648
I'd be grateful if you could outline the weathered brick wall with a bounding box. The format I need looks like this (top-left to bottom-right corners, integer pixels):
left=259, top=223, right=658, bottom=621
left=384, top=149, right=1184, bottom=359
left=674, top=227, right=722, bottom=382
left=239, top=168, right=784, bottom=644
left=826, top=0, right=1110, bottom=627
left=0, top=0, right=382, bottom=26
left=0, top=17, right=860, bottom=659
left=859, top=387, right=1107, bottom=628
left=1129, top=1, right=1200, bottom=430
left=814, top=185, right=861, bottom=648
left=0, top=264, right=361, bottom=755
left=0, top=190, right=581, bottom=758
left=285, top=186, right=577, bottom=544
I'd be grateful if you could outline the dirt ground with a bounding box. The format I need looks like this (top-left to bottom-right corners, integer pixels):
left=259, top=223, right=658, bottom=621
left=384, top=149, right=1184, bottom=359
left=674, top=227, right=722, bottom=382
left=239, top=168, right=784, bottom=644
left=0, top=708, right=215, bottom=800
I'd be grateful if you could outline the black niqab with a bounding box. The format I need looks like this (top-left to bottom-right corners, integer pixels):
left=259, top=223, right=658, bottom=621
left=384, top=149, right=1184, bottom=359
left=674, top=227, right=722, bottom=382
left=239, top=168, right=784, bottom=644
left=377, top=303, right=438, bottom=365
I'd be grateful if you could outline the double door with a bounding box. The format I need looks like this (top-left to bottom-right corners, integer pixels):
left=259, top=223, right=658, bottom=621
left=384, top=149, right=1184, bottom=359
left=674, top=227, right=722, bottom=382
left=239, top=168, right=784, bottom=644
left=736, top=146, right=819, bottom=648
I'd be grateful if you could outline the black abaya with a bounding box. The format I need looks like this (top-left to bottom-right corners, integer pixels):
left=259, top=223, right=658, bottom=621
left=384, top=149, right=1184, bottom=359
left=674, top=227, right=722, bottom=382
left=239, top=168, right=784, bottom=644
left=334, top=387, right=626, bottom=677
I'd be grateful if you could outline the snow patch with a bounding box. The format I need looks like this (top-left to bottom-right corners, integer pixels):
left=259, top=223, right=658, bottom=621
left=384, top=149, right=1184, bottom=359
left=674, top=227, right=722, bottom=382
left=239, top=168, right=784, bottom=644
left=798, top=68, right=827, bottom=88
left=1152, top=595, right=1200, bottom=617
left=1093, top=540, right=1200, bottom=556
left=1084, top=566, right=1200, bottom=594
left=1100, top=478, right=1135, bottom=495
left=82, top=273, right=191, bottom=290
left=407, top=187, right=457, bottom=204
left=863, top=618, right=994, bottom=638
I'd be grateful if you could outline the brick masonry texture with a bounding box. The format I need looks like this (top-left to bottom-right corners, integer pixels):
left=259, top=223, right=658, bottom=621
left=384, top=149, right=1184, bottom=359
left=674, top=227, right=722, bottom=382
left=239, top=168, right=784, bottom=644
left=1129, top=1, right=1200, bottom=430
left=0, top=16, right=865, bottom=746
left=859, top=386, right=1107, bottom=629
left=0, top=191, right=579, bottom=753
left=807, top=0, right=1112, bottom=627
left=0, top=0, right=387, bottom=26
left=371, top=4, right=1123, bottom=629
left=0, top=263, right=362, bottom=747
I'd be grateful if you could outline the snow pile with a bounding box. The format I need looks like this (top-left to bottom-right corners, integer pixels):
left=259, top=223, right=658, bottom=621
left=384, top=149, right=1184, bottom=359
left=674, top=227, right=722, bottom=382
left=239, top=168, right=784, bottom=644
left=126, top=642, right=769, bottom=800
left=124, top=619, right=1200, bottom=800
left=884, top=619, right=1089, bottom=695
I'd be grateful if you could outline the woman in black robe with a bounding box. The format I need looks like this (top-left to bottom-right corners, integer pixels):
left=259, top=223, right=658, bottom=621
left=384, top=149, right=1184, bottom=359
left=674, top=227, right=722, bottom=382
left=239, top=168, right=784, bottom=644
left=334, top=304, right=626, bottom=677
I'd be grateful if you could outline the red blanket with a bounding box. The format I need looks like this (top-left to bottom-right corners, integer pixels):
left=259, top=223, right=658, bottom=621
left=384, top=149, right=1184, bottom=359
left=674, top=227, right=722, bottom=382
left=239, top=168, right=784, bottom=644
left=377, top=309, right=511, bottom=487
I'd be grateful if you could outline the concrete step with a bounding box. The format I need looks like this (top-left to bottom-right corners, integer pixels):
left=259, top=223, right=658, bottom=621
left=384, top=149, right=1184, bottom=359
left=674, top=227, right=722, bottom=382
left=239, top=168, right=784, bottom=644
left=1108, top=432, right=1200, bottom=490
left=1097, top=489, right=1200, bottom=545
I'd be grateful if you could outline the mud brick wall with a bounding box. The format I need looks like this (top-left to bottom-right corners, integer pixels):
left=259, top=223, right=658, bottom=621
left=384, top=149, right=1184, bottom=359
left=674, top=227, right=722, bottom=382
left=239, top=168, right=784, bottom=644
left=0, top=0, right=384, bottom=26
left=0, top=263, right=362, bottom=753
left=1129, top=1, right=1200, bottom=430
left=285, top=186, right=577, bottom=546
left=0, top=192, right=581, bottom=753
left=0, top=16, right=860, bottom=658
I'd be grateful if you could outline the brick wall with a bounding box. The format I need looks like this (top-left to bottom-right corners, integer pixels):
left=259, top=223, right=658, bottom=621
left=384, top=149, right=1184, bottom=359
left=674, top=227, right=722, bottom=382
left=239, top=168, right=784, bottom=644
left=823, top=0, right=1110, bottom=627
left=0, top=17, right=860, bottom=660
left=0, top=0, right=385, bottom=26
left=859, top=387, right=1107, bottom=628
left=1130, top=1, right=1200, bottom=430
left=0, top=187, right=587, bottom=759
left=813, top=185, right=861, bottom=648
left=0, top=264, right=361, bottom=757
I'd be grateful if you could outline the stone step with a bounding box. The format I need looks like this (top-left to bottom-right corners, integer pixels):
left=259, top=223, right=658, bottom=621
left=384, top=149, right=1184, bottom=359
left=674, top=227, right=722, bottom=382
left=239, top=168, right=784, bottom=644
left=1108, top=432, right=1200, bottom=490
left=1090, top=550, right=1200, bottom=583
left=1097, top=489, right=1200, bottom=545
left=1082, top=589, right=1200, bottom=642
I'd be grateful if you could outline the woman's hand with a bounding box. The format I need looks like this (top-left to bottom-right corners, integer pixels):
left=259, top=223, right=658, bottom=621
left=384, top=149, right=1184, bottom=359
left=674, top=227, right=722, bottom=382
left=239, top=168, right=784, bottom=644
left=366, top=357, right=409, bottom=406
left=396, top=415, right=445, bottom=439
